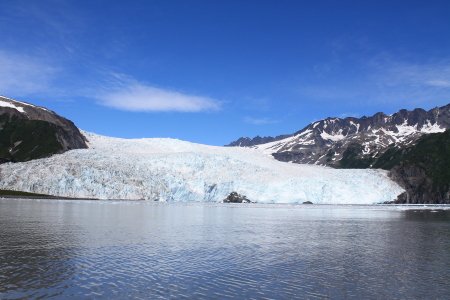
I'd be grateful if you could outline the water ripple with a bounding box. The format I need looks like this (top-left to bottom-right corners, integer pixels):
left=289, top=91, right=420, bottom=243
left=1, top=199, right=450, bottom=299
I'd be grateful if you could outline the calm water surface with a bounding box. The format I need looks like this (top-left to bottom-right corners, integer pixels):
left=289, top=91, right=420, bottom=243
left=1, top=199, right=450, bottom=299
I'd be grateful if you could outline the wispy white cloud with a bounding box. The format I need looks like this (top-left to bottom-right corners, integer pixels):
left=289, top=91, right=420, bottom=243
left=0, top=50, right=58, bottom=97
left=369, top=58, right=450, bottom=87
left=366, top=58, right=450, bottom=105
left=297, top=56, right=450, bottom=108
left=244, top=117, right=280, bottom=125
left=426, top=80, right=450, bottom=87
left=95, top=74, right=221, bottom=112
left=0, top=48, right=221, bottom=113
left=6, top=1, right=86, bottom=57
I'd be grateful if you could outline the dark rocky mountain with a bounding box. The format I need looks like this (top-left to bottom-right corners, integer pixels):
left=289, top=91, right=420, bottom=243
left=226, top=134, right=292, bottom=147
left=227, top=103, right=450, bottom=203
left=0, top=95, right=88, bottom=163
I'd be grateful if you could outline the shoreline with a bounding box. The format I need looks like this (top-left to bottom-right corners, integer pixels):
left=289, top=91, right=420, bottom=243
left=1, top=196, right=449, bottom=210
left=0, top=194, right=101, bottom=200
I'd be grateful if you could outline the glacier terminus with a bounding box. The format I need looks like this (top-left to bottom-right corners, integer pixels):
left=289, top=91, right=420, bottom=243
left=0, top=131, right=403, bottom=204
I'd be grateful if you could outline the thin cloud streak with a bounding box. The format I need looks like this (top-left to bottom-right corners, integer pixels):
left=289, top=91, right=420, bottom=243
left=244, top=117, right=280, bottom=125
left=338, top=112, right=360, bottom=118
left=427, top=80, right=450, bottom=87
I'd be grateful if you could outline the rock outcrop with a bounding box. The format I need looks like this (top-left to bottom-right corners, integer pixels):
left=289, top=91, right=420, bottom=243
left=223, top=192, right=252, bottom=203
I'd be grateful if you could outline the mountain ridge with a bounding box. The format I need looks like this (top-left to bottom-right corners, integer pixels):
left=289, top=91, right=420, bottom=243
left=227, top=103, right=450, bottom=167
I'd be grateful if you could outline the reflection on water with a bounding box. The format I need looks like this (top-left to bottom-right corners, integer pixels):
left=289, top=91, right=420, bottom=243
left=1, top=199, right=450, bottom=299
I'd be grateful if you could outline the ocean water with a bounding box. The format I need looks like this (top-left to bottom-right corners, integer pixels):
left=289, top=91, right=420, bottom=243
left=1, top=199, right=449, bottom=299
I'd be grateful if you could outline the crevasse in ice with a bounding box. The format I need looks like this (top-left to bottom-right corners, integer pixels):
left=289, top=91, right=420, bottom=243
left=0, top=131, right=404, bottom=203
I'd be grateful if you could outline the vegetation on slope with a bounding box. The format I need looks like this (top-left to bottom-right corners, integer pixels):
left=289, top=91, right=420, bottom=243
left=338, top=143, right=375, bottom=169
left=0, top=114, right=63, bottom=162
left=377, top=130, right=450, bottom=203
left=338, top=130, right=450, bottom=203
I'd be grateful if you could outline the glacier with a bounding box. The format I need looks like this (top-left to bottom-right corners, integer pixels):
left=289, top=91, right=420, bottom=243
left=0, top=131, right=404, bottom=204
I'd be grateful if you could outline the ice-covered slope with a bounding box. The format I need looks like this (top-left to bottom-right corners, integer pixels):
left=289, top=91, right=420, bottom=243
left=0, top=131, right=403, bottom=203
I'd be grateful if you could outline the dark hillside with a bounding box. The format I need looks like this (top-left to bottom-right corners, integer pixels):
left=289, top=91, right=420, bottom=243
left=0, top=96, right=88, bottom=163
left=0, top=114, right=63, bottom=162
left=377, top=130, right=450, bottom=204
left=334, top=129, right=450, bottom=203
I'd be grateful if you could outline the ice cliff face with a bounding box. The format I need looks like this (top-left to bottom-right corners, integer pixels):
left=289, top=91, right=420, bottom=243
left=0, top=131, right=404, bottom=203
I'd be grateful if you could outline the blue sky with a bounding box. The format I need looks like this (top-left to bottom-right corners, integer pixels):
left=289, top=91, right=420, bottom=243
left=0, top=0, right=449, bottom=145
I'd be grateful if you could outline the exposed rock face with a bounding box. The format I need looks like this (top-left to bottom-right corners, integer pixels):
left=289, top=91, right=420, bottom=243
left=389, top=164, right=436, bottom=204
left=0, top=95, right=88, bottom=162
left=223, top=192, right=252, bottom=203
left=389, top=166, right=450, bottom=204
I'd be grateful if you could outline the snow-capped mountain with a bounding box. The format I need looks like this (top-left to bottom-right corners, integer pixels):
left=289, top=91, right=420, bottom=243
left=0, top=131, right=403, bottom=203
left=228, top=104, right=450, bottom=168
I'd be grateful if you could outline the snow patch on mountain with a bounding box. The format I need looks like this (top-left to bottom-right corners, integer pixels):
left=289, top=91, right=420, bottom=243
left=0, top=95, right=54, bottom=114
left=420, top=121, right=445, bottom=133
left=254, top=135, right=298, bottom=155
left=0, top=100, right=25, bottom=113
left=0, top=131, right=403, bottom=203
left=320, top=131, right=345, bottom=141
